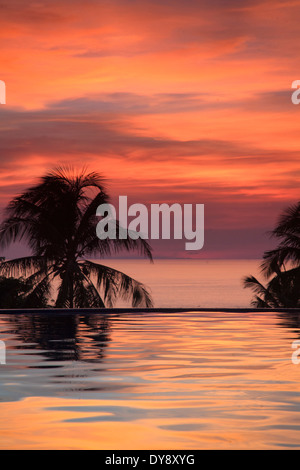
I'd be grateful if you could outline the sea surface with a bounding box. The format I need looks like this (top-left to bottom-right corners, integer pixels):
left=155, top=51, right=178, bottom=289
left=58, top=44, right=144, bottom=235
left=0, top=259, right=299, bottom=450
left=101, top=259, right=261, bottom=308
left=0, top=310, right=300, bottom=449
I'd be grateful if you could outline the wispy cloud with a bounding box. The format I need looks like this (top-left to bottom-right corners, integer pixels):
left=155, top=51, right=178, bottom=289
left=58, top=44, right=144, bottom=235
left=0, top=0, right=299, bottom=257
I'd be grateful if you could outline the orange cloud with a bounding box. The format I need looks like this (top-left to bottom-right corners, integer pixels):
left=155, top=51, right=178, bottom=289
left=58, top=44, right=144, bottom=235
left=0, top=0, right=299, bottom=258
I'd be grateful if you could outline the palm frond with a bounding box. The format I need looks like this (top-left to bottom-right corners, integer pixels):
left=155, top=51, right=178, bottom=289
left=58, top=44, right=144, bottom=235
left=272, top=202, right=300, bottom=237
left=82, top=260, right=153, bottom=307
left=243, top=275, right=279, bottom=307
left=0, top=256, right=48, bottom=278
left=79, top=228, right=153, bottom=261
left=23, top=275, right=52, bottom=308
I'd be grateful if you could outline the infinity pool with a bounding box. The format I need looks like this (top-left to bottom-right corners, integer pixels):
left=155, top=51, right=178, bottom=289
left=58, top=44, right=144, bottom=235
left=0, top=310, right=300, bottom=449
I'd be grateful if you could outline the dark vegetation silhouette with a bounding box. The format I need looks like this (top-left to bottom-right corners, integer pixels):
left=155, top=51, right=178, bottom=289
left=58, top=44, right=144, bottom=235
left=0, top=276, right=48, bottom=308
left=0, top=168, right=153, bottom=308
left=2, top=313, right=111, bottom=363
left=244, top=201, right=300, bottom=308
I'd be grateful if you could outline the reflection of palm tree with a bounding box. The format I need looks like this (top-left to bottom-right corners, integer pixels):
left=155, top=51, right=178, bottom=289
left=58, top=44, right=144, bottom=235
left=244, top=202, right=300, bottom=308
left=5, top=313, right=111, bottom=363
left=276, top=310, right=300, bottom=333
left=0, top=168, right=153, bottom=308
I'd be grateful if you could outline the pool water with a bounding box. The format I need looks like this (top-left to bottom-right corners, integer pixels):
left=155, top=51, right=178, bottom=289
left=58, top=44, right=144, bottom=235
left=0, top=310, right=300, bottom=449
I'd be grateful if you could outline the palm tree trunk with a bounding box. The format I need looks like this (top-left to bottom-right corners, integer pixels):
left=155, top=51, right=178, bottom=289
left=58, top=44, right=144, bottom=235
left=69, top=274, right=74, bottom=308
left=68, top=267, right=74, bottom=308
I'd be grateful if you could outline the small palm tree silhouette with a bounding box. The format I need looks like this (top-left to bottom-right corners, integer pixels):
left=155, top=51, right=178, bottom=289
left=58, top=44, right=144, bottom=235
left=244, top=201, right=300, bottom=308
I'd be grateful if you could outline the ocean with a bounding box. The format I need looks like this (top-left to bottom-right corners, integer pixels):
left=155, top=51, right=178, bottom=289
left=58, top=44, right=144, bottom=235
left=100, top=259, right=262, bottom=308
left=1, top=309, right=299, bottom=449
left=0, top=259, right=298, bottom=450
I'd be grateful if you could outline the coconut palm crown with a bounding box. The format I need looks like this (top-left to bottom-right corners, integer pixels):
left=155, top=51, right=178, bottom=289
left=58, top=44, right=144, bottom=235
left=0, top=168, right=153, bottom=308
left=244, top=201, right=300, bottom=308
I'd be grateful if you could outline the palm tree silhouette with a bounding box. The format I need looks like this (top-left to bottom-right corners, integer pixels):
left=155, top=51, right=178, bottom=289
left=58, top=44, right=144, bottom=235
left=261, top=202, right=300, bottom=277
left=244, top=201, right=300, bottom=308
left=0, top=168, right=153, bottom=308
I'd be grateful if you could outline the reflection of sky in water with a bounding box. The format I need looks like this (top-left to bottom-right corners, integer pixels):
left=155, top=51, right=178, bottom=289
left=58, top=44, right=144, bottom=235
left=0, top=311, right=300, bottom=449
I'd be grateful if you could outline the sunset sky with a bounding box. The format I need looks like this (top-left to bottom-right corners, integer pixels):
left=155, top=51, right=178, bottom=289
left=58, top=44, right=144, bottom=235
left=0, top=0, right=299, bottom=259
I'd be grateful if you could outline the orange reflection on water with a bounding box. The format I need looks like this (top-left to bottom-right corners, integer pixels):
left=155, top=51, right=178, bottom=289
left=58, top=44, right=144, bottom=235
left=0, top=311, right=300, bottom=449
